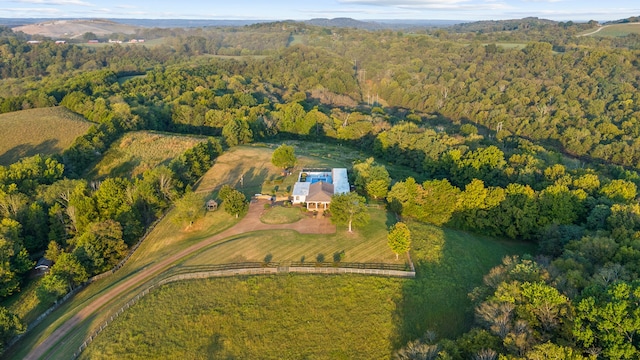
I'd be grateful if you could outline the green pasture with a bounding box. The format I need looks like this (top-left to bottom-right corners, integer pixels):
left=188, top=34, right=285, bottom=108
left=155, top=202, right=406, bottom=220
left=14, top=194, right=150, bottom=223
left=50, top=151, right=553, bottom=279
left=79, top=276, right=404, bottom=360
left=10, top=143, right=535, bottom=359
left=87, top=131, right=208, bottom=180
left=0, top=107, right=93, bottom=166
left=586, top=23, right=640, bottom=37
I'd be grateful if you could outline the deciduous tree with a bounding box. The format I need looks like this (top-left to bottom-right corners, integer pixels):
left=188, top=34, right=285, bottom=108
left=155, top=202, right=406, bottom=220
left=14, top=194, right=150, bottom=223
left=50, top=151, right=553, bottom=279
left=271, top=144, right=297, bottom=169
left=330, top=192, right=369, bottom=232
left=224, top=189, right=248, bottom=218
left=387, top=222, right=411, bottom=259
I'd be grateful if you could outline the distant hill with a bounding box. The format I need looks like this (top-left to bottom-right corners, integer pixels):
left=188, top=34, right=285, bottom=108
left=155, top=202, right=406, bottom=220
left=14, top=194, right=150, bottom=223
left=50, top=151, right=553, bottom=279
left=447, top=17, right=558, bottom=33
left=12, top=19, right=139, bottom=39
left=306, top=18, right=385, bottom=30
left=604, top=16, right=640, bottom=24
left=305, top=18, right=462, bottom=30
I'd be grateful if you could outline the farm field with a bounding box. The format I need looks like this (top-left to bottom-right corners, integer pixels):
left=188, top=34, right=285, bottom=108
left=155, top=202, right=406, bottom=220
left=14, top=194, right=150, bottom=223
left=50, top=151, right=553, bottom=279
left=0, top=107, right=93, bottom=165
left=87, top=131, right=209, bottom=179
left=79, top=221, right=534, bottom=359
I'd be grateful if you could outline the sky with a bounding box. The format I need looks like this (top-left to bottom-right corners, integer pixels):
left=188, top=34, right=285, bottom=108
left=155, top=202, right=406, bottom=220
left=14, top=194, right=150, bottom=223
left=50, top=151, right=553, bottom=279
left=0, top=0, right=638, bottom=22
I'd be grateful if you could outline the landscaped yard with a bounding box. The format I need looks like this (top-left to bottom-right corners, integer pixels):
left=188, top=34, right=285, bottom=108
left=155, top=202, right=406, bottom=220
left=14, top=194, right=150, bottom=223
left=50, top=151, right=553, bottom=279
left=0, top=107, right=93, bottom=165
left=260, top=205, right=304, bottom=224
left=178, top=207, right=401, bottom=266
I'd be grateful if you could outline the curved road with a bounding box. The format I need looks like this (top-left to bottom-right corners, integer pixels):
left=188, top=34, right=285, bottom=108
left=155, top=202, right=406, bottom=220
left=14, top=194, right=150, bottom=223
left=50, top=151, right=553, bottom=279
left=24, top=201, right=334, bottom=360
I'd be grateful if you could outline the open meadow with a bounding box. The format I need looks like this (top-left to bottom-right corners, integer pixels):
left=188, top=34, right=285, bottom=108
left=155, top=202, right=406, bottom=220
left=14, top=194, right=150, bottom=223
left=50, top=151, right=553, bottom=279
left=87, top=131, right=209, bottom=179
left=0, top=107, right=93, bottom=165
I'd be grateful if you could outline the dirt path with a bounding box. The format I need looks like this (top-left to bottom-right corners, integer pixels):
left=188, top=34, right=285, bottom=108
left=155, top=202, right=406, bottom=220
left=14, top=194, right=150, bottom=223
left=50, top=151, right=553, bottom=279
left=578, top=25, right=605, bottom=37
left=578, top=23, right=640, bottom=37
left=24, top=201, right=334, bottom=360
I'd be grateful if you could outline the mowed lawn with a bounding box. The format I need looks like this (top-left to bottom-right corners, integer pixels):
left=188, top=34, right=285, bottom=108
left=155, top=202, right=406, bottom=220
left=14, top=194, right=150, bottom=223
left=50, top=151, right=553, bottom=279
left=80, top=221, right=534, bottom=359
left=87, top=131, right=209, bottom=179
left=179, top=207, right=403, bottom=266
left=0, top=106, right=93, bottom=165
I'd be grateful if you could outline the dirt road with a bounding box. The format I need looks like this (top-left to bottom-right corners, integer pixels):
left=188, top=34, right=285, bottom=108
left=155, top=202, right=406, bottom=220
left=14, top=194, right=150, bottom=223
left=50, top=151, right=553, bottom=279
left=24, top=201, right=334, bottom=360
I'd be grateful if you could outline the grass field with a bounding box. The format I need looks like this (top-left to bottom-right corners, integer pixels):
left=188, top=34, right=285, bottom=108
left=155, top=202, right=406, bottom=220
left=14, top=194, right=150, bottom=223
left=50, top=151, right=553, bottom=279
left=581, top=23, right=640, bottom=37
left=180, top=207, right=401, bottom=266
left=196, top=142, right=418, bottom=200
left=0, top=277, right=49, bottom=325
left=482, top=42, right=527, bottom=49
left=0, top=107, right=93, bottom=166
left=87, top=131, right=208, bottom=179
left=79, top=276, right=404, bottom=360
left=79, top=221, right=534, bottom=359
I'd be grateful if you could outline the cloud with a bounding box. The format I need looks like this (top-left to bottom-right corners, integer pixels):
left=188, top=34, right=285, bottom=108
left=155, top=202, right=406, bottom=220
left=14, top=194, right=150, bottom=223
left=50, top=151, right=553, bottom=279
left=13, top=0, right=94, bottom=6
left=338, top=0, right=509, bottom=11
left=520, top=0, right=564, bottom=2
left=0, top=7, right=62, bottom=15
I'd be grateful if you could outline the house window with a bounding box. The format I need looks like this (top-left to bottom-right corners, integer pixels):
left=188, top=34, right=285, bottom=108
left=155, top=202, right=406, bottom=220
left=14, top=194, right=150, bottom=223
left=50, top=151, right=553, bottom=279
left=295, top=196, right=299, bottom=201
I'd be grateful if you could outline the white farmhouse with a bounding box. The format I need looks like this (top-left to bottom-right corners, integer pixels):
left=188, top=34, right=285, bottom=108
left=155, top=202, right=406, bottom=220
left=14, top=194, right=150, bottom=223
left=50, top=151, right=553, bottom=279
left=291, top=168, right=350, bottom=210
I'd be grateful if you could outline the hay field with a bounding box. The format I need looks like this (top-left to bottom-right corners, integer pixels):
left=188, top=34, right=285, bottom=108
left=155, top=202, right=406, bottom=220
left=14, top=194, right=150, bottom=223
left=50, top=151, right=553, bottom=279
left=88, top=131, right=209, bottom=179
left=0, top=107, right=93, bottom=166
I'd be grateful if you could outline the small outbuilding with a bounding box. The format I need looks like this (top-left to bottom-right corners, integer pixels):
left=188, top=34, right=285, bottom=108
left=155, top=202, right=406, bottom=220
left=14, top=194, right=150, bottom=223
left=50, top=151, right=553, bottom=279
left=206, top=199, right=218, bottom=211
left=35, top=258, right=53, bottom=271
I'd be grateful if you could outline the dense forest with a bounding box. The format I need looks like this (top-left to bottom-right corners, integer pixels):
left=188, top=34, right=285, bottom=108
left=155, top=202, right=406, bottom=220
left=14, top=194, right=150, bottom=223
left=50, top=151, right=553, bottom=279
left=1, top=17, right=640, bottom=358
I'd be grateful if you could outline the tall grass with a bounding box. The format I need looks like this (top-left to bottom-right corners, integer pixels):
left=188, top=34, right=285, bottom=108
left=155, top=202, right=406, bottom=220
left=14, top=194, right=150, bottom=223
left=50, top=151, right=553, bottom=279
left=87, top=131, right=208, bottom=179
left=80, top=275, right=404, bottom=360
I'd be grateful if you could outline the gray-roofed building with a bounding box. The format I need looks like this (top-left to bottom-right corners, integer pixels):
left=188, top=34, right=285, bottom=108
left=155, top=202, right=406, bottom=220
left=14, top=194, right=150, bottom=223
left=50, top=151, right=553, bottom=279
left=291, top=168, right=350, bottom=210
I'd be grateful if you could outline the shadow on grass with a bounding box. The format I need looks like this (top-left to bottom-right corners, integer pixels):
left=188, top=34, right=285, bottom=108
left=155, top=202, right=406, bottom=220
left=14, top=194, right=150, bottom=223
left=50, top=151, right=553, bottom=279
left=393, top=222, right=536, bottom=347
left=0, top=138, right=60, bottom=166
